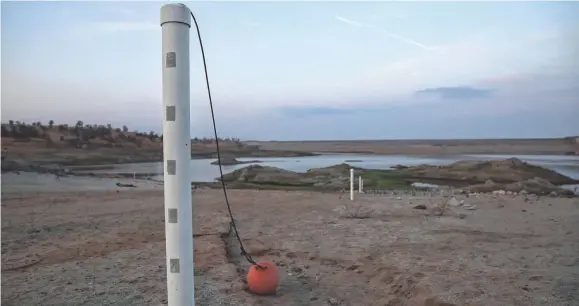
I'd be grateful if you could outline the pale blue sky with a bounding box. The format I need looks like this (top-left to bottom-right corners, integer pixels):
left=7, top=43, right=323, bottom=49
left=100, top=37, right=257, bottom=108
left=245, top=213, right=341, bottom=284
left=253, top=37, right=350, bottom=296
left=2, top=1, right=578, bottom=140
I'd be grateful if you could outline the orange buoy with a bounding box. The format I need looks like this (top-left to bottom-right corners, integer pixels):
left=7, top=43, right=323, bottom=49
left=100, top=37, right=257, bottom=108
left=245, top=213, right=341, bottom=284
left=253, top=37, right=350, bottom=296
left=247, top=261, right=280, bottom=295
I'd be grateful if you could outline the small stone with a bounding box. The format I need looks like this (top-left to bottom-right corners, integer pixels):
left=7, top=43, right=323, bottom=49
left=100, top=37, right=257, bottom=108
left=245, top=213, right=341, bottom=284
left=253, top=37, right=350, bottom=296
left=463, top=204, right=477, bottom=210
left=328, top=297, right=340, bottom=305
left=447, top=197, right=460, bottom=207
left=413, top=204, right=427, bottom=210
left=521, top=285, right=530, bottom=291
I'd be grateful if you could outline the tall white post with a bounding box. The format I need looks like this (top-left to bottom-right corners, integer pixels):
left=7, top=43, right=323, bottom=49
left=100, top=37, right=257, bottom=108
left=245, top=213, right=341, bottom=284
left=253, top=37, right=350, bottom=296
left=161, top=4, right=194, bottom=306
left=350, top=168, right=354, bottom=201
left=358, top=176, right=363, bottom=193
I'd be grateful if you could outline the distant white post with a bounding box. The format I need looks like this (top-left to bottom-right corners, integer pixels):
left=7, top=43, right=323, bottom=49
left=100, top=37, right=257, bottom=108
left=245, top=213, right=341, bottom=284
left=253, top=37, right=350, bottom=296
left=358, top=176, right=363, bottom=193
left=350, top=168, right=354, bottom=201
left=161, top=4, right=194, bottom=306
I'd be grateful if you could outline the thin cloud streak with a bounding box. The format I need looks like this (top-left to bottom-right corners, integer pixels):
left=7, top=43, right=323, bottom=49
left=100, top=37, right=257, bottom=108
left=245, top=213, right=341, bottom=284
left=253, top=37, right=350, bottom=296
left=334, top=15, right=430, bottom=50
left=377, top=29, right=430, bottom=50
left=334, top=15, right=365, bottom=27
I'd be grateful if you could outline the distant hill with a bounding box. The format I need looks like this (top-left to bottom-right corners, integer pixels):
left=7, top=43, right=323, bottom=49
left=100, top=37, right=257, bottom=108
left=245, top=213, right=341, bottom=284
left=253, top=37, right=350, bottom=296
left=0, top=120, right=314, bottom=169
left=1, top=120, right=163, bottom=151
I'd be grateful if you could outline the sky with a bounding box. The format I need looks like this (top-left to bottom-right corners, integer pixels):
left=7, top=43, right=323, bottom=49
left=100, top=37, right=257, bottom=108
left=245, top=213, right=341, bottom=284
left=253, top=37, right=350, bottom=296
left=1, top=1, right=578, bottom=140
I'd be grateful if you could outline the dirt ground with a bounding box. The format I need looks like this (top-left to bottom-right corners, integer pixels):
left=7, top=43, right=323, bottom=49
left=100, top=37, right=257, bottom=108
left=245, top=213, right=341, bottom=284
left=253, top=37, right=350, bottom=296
left=2, top=185, right=579, bottom=305
left=247, top=138, right=579, bottom=156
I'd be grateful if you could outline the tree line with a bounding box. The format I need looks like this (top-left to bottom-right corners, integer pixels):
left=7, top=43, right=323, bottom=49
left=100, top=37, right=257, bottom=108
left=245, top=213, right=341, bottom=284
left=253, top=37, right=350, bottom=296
left=191, top=137, right=242, bottom=144
left=1, top=120, right=243, bottom=144
left=1, top=120, right=160, bottom=141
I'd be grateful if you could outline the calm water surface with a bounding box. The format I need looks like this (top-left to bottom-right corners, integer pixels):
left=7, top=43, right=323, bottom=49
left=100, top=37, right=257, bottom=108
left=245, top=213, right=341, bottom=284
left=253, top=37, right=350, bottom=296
left=84, top=154, right=579, bottom=182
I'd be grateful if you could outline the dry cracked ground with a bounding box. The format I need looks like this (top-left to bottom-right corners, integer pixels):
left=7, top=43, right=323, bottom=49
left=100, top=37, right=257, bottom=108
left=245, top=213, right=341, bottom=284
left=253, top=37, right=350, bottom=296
left=2, top=188, right=579, bottom=306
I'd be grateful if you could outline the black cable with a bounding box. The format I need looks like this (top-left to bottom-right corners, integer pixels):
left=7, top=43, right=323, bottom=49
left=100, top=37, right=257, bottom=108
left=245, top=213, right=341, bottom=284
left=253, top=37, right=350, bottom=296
left=189, top=10, right=264, bottom=269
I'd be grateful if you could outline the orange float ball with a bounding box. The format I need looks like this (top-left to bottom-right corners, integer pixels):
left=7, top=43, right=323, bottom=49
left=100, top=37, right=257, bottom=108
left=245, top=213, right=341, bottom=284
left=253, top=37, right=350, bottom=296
left=247, top=261, right=280, bottom=295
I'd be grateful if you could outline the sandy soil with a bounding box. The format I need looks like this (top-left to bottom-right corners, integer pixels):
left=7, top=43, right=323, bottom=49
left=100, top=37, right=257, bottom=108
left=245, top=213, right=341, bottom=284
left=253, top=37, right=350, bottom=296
left=247, top=138, right=579, bottom=156
left=2, top=178, right=579, bottom=305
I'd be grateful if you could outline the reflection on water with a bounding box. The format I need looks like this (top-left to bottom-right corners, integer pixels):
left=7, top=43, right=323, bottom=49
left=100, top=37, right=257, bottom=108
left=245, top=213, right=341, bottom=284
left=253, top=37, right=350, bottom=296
left=82, top=154, right=579, bottom=182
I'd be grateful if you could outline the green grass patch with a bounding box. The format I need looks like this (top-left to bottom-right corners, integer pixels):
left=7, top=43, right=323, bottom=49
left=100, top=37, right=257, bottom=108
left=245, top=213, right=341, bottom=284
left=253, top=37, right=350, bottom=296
left=361, top=169, right=414, bottom=190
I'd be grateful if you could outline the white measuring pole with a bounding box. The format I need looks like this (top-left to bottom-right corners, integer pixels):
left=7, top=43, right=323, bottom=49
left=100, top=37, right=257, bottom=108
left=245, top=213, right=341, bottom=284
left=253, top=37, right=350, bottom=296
left=350, top=168, right=354, bottom=201
left=358, top=176, right=363, bottom=193
left=161, top=4, right=194, bottom=306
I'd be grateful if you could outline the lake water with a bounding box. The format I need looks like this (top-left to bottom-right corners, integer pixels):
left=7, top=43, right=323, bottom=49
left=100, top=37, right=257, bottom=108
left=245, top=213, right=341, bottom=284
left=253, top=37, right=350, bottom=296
left=82, top=154, right=579, bottom=182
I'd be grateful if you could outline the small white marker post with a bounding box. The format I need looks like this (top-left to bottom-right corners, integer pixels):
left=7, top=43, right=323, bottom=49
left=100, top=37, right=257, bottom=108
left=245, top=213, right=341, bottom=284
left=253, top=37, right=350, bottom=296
left=161, top=4, right=194, bottom=306
left=358, top=176, right=363, bottom=193
left=350, top=168, right=355, bottom=201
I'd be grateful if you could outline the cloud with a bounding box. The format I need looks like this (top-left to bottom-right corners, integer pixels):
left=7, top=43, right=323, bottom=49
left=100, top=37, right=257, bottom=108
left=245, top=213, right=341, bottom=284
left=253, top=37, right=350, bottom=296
left=224, top=98, right=579, bottom=140
left=334, top=15, right=430, bottom=50
left=415, top=86, right=493, bottom=100
left=357, top=29, right=554, bottom=95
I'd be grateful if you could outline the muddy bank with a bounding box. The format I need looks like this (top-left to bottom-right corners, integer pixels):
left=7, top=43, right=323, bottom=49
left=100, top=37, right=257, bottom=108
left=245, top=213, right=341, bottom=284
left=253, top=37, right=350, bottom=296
left=217, top=158, right=579, bottom=196
left=248, top=137, right=579, bottom=156
left=210, top=157, right=261, bottom=166
left=401, top=158, right=574, bottom=184
left=0, top=150, right=314, bottom=175
left=6, top=157, right=577, bottom=197
left=0, top=172, right=163, bottom=194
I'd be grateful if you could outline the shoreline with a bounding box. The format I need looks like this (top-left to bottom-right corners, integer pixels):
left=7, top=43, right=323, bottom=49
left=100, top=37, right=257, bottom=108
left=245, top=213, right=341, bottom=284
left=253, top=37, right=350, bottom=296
left=5, top=156, right=578, bottom=197
left=40, top=151, right=579, bottom=169
left=248, top=138, right=579, bottom=157
left=3, top=136, right=577, bottom=169
left=4, top=172, right=577, bottom=198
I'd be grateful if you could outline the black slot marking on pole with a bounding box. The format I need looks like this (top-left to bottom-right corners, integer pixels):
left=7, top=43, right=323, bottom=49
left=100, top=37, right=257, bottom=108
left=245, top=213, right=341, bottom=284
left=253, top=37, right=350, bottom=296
left=166, top=52, right=176, bottom=68
left=166, top=106, right=176, bottom=121
left=168, top=208, right=178, bottom=223
left=167, top=160, right=176, bottom=175
left=170, top=258, right=180, bottom=273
